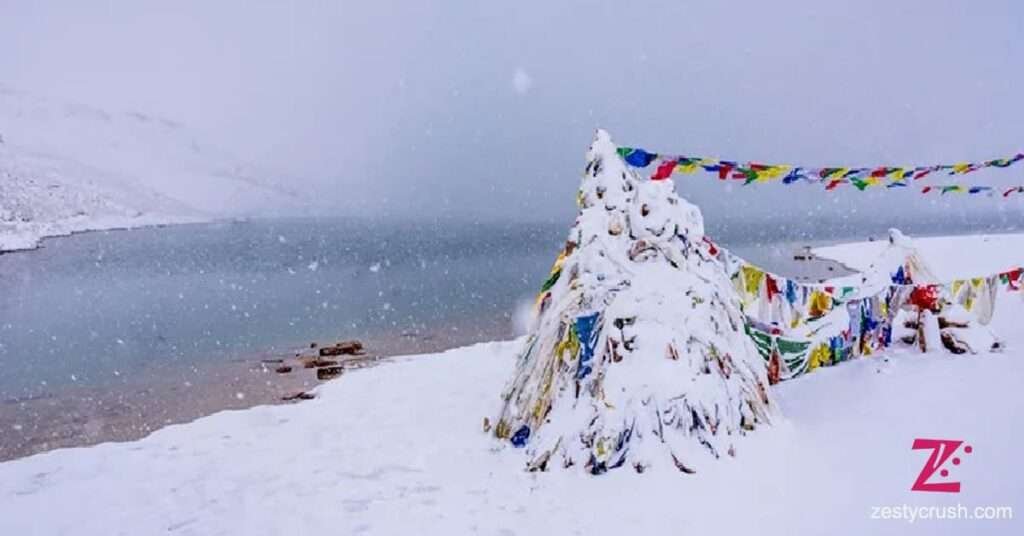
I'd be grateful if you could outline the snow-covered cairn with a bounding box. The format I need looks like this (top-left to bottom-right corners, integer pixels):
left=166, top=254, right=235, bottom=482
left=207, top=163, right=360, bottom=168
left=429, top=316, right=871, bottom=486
left=491, top=130, right=774, bottom=474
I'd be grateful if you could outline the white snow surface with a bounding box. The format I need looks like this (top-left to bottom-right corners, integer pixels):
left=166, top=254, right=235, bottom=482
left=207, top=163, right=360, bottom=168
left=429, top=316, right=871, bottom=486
left=0, top=85, right=301, bottom=252
left=1, top=235, right=1022, bottom=535
left=815, top=232, right=1024, bottom=281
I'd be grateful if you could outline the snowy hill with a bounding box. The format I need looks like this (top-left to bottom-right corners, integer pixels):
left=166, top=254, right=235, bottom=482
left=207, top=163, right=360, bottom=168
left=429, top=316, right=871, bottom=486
left=0, top=85, right=302, bottom=251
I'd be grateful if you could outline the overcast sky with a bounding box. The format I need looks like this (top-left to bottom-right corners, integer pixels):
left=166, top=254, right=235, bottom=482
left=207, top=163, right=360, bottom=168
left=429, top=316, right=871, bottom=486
left=1, top=0, right=1022, bottom=231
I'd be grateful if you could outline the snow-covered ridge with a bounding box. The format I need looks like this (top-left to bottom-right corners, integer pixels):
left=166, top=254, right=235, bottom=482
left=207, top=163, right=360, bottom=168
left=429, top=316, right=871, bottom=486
left=0, top=85, right=302, bottom=252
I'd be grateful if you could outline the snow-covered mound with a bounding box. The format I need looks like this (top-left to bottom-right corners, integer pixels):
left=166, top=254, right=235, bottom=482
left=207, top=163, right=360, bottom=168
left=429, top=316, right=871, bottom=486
left=493, top=130, right=772, bottom=473
left=0, top=85, right=301, bottom=251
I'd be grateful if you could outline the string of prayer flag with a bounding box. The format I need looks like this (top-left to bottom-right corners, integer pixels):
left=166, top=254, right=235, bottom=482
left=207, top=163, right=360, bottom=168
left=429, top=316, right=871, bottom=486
left=616, top=145, right=1024, bottom=197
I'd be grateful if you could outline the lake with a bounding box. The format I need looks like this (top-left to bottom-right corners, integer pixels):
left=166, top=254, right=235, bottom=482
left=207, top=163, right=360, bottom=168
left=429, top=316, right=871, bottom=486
left=1, top=215, right=1016, bottom=399
left=0, top=219, right=568, bottom=398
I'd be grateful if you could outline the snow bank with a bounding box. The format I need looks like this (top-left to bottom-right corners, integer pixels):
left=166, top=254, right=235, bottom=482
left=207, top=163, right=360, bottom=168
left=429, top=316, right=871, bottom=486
left=0, top=334, right=1021, bottom=534
left=0, top=85, right=301, bottom=252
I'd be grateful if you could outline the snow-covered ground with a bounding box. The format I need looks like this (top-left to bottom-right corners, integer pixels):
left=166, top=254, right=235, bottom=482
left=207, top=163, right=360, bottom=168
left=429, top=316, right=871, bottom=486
left=0, top=85, right=301, bottom=252
left=815, top=232, right=1024, bottom=281
left=0, top=234, right=1021, bottom=535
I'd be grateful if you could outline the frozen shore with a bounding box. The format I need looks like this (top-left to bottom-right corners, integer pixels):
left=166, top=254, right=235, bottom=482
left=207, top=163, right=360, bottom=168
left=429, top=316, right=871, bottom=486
left=0, top=214, right=203, bottom=254
left=0, top=232, right=1021, bottom=535
left=0, top=325, right=511, bottom=463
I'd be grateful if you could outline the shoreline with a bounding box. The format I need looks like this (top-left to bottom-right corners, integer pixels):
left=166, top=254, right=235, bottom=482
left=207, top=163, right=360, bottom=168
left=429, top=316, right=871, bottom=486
left=5, top=226, right=1017, bottom=463
left=5, top=213, right=1020, bottom=255
left=0, top=228, right=871, bottom=463
left=0, top=215, right=219, bottom=255
left=0, top=322, right=516, bottom=463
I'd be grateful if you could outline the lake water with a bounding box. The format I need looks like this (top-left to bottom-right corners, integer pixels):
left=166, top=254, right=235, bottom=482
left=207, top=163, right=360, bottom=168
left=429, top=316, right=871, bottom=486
left=1, top=216, right=1016, bottom=399
left=0, top=219, right=568, bottom=398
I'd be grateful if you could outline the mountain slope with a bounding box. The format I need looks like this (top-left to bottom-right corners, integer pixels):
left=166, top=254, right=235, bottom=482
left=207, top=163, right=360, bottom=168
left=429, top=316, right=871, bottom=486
left=0, top=85, right=302, bottom=251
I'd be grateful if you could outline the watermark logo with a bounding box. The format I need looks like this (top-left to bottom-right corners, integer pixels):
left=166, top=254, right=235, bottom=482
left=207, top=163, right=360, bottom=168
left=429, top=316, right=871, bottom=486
left=911, top=438, right=972, bottom=493
left=870, top=504, right=1013, bottom=523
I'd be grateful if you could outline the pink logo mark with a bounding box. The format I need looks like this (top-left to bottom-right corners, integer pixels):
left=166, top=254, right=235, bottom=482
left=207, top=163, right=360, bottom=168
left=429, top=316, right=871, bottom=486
left=911, top=438, right=972, bottom=493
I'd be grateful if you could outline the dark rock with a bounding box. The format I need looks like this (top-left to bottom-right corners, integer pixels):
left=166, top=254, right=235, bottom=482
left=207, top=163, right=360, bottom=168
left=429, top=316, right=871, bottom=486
left=274, top=365, right=293, bottom=374
left=319, top=340, right=365, bottom=357
left=281, top=391, right=315, bottom=401
left=300, top=356, right=338, bottom=369
left=938, top=317, right=970, bottom=329
left=940, top=331, right=969, bottom=354
left=317, top=365, right=344, bottom=380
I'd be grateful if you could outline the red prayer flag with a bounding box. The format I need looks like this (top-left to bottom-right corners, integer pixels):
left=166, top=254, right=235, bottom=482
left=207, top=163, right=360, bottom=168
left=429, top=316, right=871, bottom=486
left=909, top=285, right=940, bottom=312
left=651, top=159, right=676, bottom=181
left=1005, top=268, right=1023, bottom=290
left=765, top=275, right=781, bottom=302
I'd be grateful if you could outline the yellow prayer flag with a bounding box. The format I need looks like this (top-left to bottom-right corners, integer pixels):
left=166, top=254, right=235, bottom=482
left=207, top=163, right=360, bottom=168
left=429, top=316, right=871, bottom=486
left=807, top=343, right=830, bottom=372
left=759, top=165, right=790, bottom=180
left=741, top=265, right=765, bottom=295
left=809, top=290, right=832, bottom=318
left=676, top=162, right=700, bottom=174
